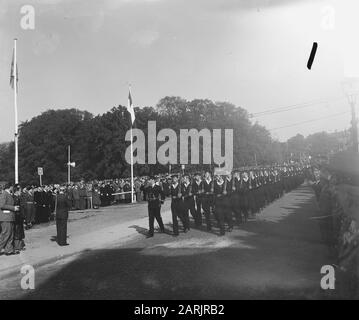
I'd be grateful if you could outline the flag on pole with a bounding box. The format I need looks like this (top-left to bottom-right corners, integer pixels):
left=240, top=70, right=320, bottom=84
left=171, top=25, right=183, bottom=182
left=127, top=88, right=136, bottom=125
left=10, top=49, right=18, bottom=90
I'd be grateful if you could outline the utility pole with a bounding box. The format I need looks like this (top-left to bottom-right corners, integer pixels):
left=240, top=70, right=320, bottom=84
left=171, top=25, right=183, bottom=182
left=349, top=99, right=358, bottom=152
left=342, top=78, right=359, bottom=152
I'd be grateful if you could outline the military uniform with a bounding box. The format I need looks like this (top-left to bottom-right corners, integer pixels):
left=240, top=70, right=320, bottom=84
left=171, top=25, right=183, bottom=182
left=181, top=179, right=195, bottom=229
left=170, top=179, right=187, bottom=235
left=242, top=172, right=252, bottom=220
left=191, top=176, right=203, bottom=227
left=201, top=176, right=214, bottom=231
left=0, top=189, right=16, bottom=254
left=223, top=175, right=234, bottom=231
left=55, top=191, right=71, bottom=246
left=213, top=176, right=230, bottom=236
left=146, top=182, right=165, bottom=237
left=231, top=172, right=243, bottom=225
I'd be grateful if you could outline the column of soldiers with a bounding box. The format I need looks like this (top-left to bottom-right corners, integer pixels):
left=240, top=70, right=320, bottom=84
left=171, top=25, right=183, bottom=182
left=146, top=165, right=306, bottom=237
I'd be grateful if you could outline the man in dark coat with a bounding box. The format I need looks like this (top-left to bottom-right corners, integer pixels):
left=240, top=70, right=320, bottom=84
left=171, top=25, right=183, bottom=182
left=34, top=186, right=48, bottom=223
left=55, top=186, right=71, bottom=246
left=231, top=171, right=242, bottom=225
left=201, top=171, right=214, bottom=231
left=191, top=173, right=203, bottom=227
left=0, top=183, right=19, bottom=255
left=146, top=177, right=166, bottom=237
left=170, top=175, right=187, bottom=236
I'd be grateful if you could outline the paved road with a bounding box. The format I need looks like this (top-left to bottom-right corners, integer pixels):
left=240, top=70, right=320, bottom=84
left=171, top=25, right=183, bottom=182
left=0, top=186, right=333, bottom=299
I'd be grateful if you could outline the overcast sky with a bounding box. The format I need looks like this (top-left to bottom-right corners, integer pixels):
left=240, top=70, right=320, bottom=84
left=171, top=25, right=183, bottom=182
left=0, top=0, right=358, bottom=143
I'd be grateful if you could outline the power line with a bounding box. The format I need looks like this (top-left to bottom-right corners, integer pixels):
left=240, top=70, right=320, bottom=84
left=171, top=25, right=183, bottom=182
left=268, top=111, right=350, bottom=131
left=250, top=96, right=346, bottom=118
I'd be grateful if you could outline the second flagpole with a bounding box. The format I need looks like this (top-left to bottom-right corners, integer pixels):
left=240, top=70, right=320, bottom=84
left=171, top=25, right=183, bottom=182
left=14, top=38, right=19, bottom=184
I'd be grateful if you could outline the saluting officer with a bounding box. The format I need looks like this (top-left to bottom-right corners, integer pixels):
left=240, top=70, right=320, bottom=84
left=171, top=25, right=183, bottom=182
left=146, top=176, right=165, bottom=238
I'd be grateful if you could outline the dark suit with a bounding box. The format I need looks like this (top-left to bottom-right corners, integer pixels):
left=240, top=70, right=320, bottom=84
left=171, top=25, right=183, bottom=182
left=55, top=193, right=71, bottom=246
left=0, top=191, right=16, bottom=254
left=201, top=179, right=213, bottom=231
left=170, top=183, right=186, bottom=235
left=146, top=184, right=165, bottom=236
left=191, top=180, right=203, bottom=227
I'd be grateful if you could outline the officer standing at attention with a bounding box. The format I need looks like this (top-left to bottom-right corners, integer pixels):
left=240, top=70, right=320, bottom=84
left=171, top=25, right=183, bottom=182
left=55, top=186, right=71, bottom=246
left=146, top=176, right=165, bottom=238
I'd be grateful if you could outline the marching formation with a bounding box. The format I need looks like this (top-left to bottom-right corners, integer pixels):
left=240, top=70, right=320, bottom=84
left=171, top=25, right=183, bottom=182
left=146, top=164, right=311, bottom=237
left=0, top=164, right=312, bottom=256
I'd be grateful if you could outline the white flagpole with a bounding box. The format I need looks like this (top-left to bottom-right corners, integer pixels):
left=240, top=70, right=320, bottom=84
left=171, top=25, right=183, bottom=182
left=14, top=38, right=19, bottom=184
left=129, top=85, right=134, bottom=203
left=68, top=145, right=71, bottom=184
left=130, top=125, right=134, bottom=203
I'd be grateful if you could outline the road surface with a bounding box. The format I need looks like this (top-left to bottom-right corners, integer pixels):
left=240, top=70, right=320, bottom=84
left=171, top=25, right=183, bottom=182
left=0, top=185, right=334, bottom=299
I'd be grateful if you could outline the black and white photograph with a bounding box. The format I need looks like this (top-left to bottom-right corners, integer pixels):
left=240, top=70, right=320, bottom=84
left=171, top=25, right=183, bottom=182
left=0, top=0, right=359, bottom=304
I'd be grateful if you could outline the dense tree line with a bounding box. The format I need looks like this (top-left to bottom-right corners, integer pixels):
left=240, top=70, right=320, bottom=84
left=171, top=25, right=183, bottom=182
left=0, top=97, right=343, bottom=185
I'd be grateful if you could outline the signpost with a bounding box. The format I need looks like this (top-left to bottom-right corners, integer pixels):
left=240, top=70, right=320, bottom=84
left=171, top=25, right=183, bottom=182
left=38, top=167, right=43, bottom=186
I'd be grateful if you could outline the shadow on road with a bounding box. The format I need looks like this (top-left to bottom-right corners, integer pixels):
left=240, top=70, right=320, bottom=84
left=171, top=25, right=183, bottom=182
left=19, top=186, right=335, bottom=300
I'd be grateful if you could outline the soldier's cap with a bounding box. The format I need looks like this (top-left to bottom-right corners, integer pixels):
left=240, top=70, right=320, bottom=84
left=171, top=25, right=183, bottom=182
left=194, top=172, right=202, bottom=177
left=149, top=175, right=155, bottom=180
left=171, top=174, right=178, bottom=179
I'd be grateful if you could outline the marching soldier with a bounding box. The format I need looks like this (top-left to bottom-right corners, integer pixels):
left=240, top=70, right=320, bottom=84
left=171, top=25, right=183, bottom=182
left=201, top=171, right=214, bottom=231
left=170, top=175, right=187, bottom=236
left=213, top=174, right=233, bottom=236
left=191, top=173, right=203, bottom=227
left=181, top=174, right=197, bottom=229
left=231, top=170, right=242, bottom=225
left=241, top=171, right=250, bottom=222
left=146, top=176, right=166, bottom=237
left=248, top=170, right=257, bottom=216
left=263, top=169, right=270, bottom=206
left=223, top=172, right=234, bottom=232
